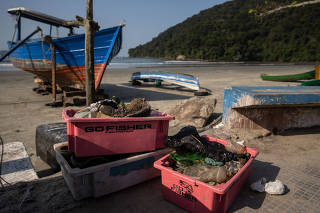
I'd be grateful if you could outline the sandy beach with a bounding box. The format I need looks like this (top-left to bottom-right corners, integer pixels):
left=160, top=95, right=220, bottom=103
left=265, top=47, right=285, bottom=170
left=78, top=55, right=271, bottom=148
left=1, top=64, right=320, bottom=212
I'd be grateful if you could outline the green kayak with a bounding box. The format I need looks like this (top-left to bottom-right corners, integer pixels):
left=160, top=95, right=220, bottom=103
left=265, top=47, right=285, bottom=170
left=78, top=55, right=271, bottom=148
left=261, top=70, right=315, bottom=82
left=301, top=80, right=320, bottom=86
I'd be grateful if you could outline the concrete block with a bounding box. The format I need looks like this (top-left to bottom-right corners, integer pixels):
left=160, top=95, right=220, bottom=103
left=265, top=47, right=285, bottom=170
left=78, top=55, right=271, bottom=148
left=0, top=142, right=38, bottom=185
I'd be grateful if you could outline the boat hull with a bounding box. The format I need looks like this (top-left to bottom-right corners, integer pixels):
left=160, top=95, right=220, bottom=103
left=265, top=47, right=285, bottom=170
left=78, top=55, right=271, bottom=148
left=131, top=72, right=200, bottom=91
left=301, top=80, right=320, bottom=86
left=260, top=70, right=315, bottom=82
left=9, top=26, right=123, bottom=89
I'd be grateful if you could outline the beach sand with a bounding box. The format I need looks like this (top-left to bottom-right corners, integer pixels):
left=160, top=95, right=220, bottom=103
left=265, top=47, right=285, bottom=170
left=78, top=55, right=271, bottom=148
left=0, top=64, right=319, bottom=212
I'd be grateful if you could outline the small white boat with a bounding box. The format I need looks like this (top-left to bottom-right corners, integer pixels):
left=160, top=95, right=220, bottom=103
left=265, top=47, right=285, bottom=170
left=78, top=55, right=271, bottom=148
left=131, top=71, right=200, bottom=91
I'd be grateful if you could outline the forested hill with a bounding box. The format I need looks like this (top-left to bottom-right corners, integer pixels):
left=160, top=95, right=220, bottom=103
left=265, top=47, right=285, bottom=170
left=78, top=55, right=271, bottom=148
left=128, top=0, right=320, bottom=62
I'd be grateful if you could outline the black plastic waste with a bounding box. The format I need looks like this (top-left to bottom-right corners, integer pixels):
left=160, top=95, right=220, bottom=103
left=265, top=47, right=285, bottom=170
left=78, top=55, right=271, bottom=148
left=166, top=126, right=249, bottom=163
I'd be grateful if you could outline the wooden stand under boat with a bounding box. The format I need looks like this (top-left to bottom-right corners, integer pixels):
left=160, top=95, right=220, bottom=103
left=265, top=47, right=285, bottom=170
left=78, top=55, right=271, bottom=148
left=33, top=77, right=108, bottom=106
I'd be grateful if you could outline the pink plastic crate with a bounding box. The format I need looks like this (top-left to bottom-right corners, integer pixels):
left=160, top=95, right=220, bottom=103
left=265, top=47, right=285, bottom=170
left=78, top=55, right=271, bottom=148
left=62, top=109, right=174, bottom=157
left=154, top=136, right=259, bottom=213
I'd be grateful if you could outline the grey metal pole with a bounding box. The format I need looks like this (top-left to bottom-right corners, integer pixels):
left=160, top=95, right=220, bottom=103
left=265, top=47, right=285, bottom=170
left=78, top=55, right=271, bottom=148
left=17, top=13, right=21, bottom=41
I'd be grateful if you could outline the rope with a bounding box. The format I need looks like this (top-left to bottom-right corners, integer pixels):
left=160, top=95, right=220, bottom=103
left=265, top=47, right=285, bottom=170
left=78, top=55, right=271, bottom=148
left=56, top=26, right=59, bottom=38
left=40, top=30, right=52, bottom=60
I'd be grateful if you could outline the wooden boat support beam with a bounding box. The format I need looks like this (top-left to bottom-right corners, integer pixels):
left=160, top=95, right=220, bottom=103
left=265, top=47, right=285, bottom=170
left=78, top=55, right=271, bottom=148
left=17, top=13, right=21, bottom=40
left=42, top=35, right=57, bottom=103
left=85, top=0, right=95, bottom=106
left=50, top=40, right=56, bottom=103
left=0, top=27, right=42, bottom=63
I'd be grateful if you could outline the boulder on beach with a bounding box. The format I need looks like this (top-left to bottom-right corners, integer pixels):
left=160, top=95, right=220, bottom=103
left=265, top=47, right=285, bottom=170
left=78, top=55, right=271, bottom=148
left=176, top=55, right=186, bottom=60
left=169, top=96, right=217, bottom=128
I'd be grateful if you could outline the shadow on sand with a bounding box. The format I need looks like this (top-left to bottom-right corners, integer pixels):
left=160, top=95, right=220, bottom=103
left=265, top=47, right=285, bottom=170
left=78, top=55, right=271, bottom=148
left=228, top=160, right=280, bottom=212
left=0, top=174, right=185, bottom=213
left=100, top=83, right=193, bottom=102
left=277, top=126, right=320, bottom=136
left=1, top=159, right=280, bottom=213
left=123, top=82, right=197, bottom=92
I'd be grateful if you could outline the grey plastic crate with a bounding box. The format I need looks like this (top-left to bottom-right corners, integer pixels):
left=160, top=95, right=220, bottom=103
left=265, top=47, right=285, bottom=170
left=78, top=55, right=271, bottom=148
left=54, top=142, right=171, bottom=200
left=36, top=123, right=67, bottom=171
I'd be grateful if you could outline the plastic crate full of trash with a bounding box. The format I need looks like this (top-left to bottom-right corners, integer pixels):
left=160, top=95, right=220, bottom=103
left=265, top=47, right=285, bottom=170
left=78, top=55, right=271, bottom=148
left=62, top=98, right=174, bottom=157
left=154, top=135, right=259, bottom=213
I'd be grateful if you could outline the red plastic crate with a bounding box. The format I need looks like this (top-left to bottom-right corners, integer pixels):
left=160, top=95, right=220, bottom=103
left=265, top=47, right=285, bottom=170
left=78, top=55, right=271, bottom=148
left=62, top=109, right=174, bottom=157
left=154, top=136, right=259, bottom=213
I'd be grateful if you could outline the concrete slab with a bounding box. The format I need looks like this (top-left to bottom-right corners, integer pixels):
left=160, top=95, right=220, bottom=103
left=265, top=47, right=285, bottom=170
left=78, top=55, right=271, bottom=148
left=0, top=142, right=38, bottom=185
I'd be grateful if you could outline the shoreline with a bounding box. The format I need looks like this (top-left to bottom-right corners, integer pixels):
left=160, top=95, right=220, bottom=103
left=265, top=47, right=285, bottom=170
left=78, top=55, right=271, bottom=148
left=0, top=60, right=317, bottom=72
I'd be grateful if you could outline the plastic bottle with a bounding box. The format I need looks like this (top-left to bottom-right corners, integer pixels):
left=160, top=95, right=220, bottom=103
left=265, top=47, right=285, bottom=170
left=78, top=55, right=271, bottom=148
left=224, top=141, right=246, bottom=154
left=183, top=164, right=228, bottom=183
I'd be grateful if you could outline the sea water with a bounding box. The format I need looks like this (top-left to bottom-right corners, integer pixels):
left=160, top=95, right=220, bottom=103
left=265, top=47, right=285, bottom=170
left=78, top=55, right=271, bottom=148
left=0, top=57, right=245, bottom=71
left=0, top=63, right=21, bottom=71
left=109, top=57, right=244, bottom=68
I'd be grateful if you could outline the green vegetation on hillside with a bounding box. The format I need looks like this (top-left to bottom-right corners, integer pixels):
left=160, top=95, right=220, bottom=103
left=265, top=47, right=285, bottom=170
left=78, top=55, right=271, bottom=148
left=128, top=0, right=320, bottom=62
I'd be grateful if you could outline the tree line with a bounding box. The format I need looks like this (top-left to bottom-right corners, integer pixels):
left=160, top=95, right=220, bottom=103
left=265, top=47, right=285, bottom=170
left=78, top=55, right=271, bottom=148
left=128, top=0, right=320, bottom=62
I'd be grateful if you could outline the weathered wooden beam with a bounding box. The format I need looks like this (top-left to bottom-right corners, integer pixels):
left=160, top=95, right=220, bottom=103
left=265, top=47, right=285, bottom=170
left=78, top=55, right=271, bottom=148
left=0, top=27, right=41, bottom=62
left=50, top=41, right=56, bottom=102
left=17, top=13, right=21, bottom=40
left=63, top=15, right=99, bottom=31
left=85, top=0, right=95, bottom=106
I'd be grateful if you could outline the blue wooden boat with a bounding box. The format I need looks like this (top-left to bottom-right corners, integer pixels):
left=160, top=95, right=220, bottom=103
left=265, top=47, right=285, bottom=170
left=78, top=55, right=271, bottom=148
left=7, top=7, right=123, bottom=89
left=131, top=72, right=200, bottom=91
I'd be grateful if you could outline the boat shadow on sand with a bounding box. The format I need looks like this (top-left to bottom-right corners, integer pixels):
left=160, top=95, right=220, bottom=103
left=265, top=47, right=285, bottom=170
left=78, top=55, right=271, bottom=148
left=100, top=83, right=194, bottom=102
left=123, top=81, right=211, bottom=93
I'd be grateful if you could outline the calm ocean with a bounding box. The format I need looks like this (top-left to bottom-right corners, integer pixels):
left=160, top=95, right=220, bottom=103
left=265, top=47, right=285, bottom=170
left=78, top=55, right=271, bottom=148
left=0, top=57, right=245, bottom=71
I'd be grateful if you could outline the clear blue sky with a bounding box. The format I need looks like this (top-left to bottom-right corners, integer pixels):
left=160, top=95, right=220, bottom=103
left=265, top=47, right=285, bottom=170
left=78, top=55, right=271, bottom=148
left=0, top=0, right=227, bottom=56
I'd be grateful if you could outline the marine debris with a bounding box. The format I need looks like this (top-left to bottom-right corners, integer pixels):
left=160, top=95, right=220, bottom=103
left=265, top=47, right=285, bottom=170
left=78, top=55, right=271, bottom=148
left=74, top=97, right=151, bottom=118
left=166, top=126, right=250, bottom=185
left=250, top=178, right=286, bottom=195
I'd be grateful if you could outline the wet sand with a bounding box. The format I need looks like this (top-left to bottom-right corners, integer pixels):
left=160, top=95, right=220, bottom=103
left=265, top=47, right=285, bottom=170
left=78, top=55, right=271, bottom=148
left=0, top=64, right=319, bottom=212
